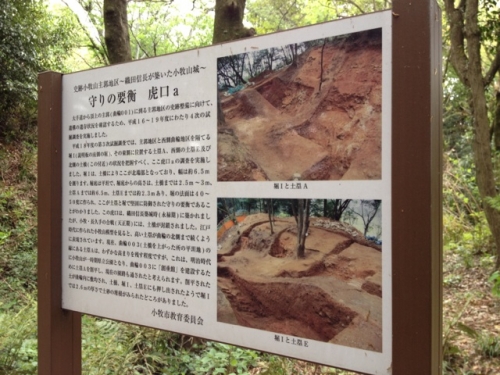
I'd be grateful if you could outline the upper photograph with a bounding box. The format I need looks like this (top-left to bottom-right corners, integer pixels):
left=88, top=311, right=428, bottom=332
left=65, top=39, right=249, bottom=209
left=217, top=29, right=382, bottom=182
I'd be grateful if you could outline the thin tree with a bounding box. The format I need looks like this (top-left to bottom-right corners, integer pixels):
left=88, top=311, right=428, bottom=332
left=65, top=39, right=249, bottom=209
left=245, top=52, right=257, bottom=78
left=330, top=199, right=352, bottom=221
left=289, top=43, right=298, bottom=67
left=353, top=200, right=381, bottom=237
left=262, top=47, right=278, bottom=71
left=217, top=58, right=239, bottom=87
left=267, top=199, right=274, bottom=234
left=318, top=38, right=326, bottom=91
left=227, top=54, right=248, bottom=85
left=281, top=47, right=291, bottom=65
left=292, top=199, right=310, bottom=258
left=218, top=198, right=237, bottom=225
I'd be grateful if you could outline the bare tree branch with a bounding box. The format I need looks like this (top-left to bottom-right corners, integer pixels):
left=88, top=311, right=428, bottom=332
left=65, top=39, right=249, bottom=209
left=128, top=14, right=151, bottom=58
left=345, top=0, right=365, bottom=14
left=484, top=45, right=500, bottom=87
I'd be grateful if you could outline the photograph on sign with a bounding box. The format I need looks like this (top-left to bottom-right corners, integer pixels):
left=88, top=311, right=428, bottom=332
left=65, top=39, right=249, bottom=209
left=60, top=9, right=392, bottom=375
left=217, top=198, right=382, bottom=352
left=217, top=29, right=382, bottom=182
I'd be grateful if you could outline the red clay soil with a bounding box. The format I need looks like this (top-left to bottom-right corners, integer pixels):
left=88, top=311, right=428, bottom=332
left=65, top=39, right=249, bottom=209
left=218, top=30, right=382, bottom=181
left=217, top=214, right=383, bottom=352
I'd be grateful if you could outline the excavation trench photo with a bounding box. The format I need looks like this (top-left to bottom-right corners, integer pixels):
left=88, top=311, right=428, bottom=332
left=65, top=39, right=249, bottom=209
left=217, top=204, right=383, bottom=352
left=217, top=29, right=382, bottom=181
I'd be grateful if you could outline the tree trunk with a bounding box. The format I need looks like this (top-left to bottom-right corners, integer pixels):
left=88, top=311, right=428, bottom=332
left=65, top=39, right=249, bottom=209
left=213, top=0, right=254, bottom=44
left=214, top=0, right=254, bottom=130
left=319, top=39, right=326, bottom=92
left=103, top=0, right=131, bottom=64
left=362, top=200, right=381, bottom=237
left=267, top=199, right=274, bottom=234
left=445, top=0, right=500, bottom=269
left=291, top=43, right=298, bottom=67
left=228, top=55, right=248, bottom=85
left=331, top=199, right=351, bottom=221
left=295, top=199, right=310, bottom=258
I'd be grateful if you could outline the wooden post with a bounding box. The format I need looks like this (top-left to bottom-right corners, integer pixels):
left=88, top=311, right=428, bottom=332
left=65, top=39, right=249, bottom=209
left=392, top=1, right=443, bottom=374
left=38, top=71, right=82, bottom=375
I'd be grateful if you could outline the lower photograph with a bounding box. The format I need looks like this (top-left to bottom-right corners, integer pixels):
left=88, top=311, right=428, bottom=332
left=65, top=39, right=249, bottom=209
left=216, top=198, right=383, bottom=352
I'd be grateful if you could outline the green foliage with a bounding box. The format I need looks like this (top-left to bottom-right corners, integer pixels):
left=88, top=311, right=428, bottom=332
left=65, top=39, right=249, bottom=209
left=128, top=1, right=214, bottom=58
left=246, top=0, right=311, bottom=34
left=443, top=153, right=479, bottom=216
left=82, top=317, right=161, bottom=375
left=442, top=136, right=500, bottom=372
left=69, top=0, right=108, bottom=66
left=486, top=195, right=500, bottom=212
left=259, top=355, right=295, bottom=375
left=488, top=271, right=500, bottom=297
left=442, top=297, right=473, bottom=368
left=454, top=318, right=500, bottom=359
left=258, top=354, right=353, bottom=374
left=259, top=355, right=304, bottom=375
left=82, top=317, right=261, bottom=375
left=246, top=0, right=390, bottom=34
left=0, top=196, right=37, bottom=298
left=190, top=342, right=259, bottom=375
left=442, top=73, right=473, bottom=157
left=476, top=332, right=500, bottom=358
left=0, top=0, right=77, bottom=139
left=443, top=152, right=492, bottom=268
left=0, top=297, right=38, bottom=374
left=478, top=0, right=500, bottom=57
left=443, top=209, right=491, bottom=269
left=0, top=134, right=38, bottom=304
left=67, top=0, right=214, bottom=67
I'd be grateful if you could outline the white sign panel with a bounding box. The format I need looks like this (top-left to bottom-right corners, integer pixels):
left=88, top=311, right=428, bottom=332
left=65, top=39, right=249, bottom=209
left=62, top=11, right=392, bottom=374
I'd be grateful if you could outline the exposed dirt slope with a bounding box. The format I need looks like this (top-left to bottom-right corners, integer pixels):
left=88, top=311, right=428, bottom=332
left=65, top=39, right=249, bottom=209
left=217, top=214, right=382, bottom=352
left=218, top=30, right=382, bottom=181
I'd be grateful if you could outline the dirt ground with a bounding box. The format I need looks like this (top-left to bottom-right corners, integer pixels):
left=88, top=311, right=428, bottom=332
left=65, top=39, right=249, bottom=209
left=218, top=30, right=382, bottom=181
left=217, top=213, right=383, bottom=352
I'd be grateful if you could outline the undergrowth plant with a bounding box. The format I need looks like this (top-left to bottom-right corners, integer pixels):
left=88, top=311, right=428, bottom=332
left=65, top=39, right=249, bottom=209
left=441, top=152, right=500, bottom=373
left=489, top=271, right=500, bottom=297
left=443, top=153, right=492, bottom=267
left=0, top=296, right=37, bottom=374
left=189, top=341, right=259, bottom=374
left=0, top=131, right=39, bottom=375
left=0, top=134, right=38, bottom=304
left=82, top=317, right=262, bottom=375
left=476, top=332, right=500, bottom=359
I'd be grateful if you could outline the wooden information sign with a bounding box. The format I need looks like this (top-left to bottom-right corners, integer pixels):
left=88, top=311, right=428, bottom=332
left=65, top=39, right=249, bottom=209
left=38, top=1, right=442, bottom=374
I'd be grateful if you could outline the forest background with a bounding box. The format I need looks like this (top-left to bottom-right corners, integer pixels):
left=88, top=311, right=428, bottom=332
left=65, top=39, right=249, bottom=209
left=1, top=0, right=499, bottom=374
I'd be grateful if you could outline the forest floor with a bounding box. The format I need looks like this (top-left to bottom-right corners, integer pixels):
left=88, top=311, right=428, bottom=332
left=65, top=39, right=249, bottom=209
left=217, top=30, right=382, bottom=181
left=217, top=213, right=383, bottom=352
left=441, top=251, right=500, bottom=375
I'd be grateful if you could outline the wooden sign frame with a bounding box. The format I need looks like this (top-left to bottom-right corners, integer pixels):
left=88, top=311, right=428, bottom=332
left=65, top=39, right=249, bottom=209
left=38, top=1, right=442, bottom=374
